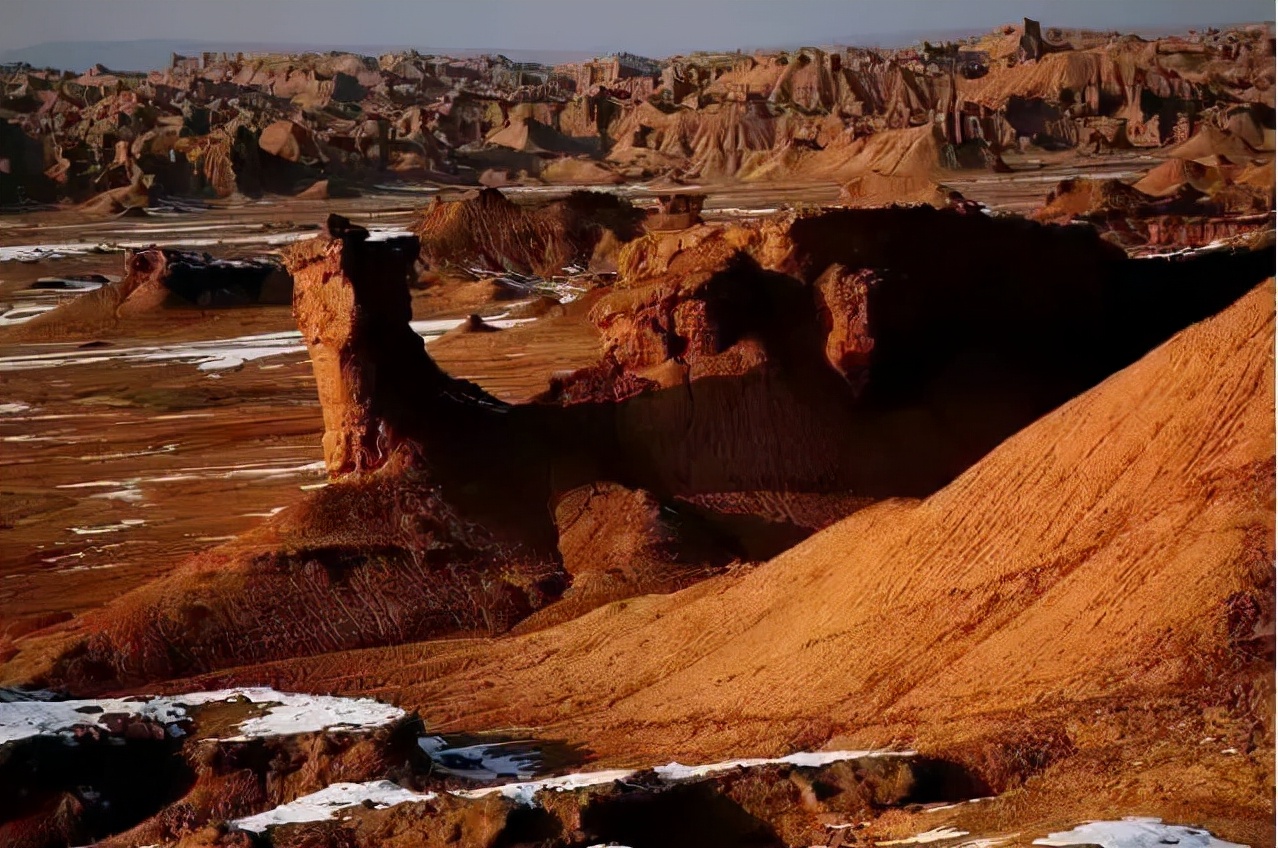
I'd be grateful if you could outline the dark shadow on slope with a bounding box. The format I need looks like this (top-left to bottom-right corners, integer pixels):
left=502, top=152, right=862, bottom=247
left=0, top=733, right=194, bottom=848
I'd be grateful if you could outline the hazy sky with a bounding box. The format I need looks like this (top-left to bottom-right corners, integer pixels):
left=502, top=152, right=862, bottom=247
left=4, top=0, right=1274, bottom=55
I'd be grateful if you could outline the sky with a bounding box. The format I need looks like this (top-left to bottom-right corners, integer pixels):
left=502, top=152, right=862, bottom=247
left=2, top=0, right=1274, bottom=59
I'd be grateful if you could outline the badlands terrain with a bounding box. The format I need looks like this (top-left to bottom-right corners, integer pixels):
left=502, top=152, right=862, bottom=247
left=0, top=16, right=1275, bottom=848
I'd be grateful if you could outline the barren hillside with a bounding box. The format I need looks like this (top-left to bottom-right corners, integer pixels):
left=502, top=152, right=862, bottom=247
left=230, top=281, right=1273, bottom=774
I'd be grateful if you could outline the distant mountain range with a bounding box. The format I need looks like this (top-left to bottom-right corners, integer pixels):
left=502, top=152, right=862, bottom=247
left=0, top=40, right=601, bottom=73
left=2, top=21, right=1270, bottom=75
left=0, top=30, right=993, bottom=74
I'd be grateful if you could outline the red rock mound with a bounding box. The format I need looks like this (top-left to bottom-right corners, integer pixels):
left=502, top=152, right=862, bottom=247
left=1033, top=177, right=1156, bottom=223
left=1035, top=168, right=1276, bottom=246
left=1132, top=156, right=1223, bottom=196
left=414, top=187, right=645, bottom=276
left=0, top=249, right=290, bottom=342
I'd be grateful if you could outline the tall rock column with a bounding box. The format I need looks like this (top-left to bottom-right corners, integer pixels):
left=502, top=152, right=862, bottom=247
left=286, top=215, right=425, bottom=476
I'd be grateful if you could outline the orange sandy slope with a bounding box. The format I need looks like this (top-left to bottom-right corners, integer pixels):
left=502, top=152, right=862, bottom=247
left=187, top=282, right=1274, bottom=775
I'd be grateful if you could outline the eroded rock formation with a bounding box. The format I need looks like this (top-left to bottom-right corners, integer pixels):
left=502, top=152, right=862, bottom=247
left=2, top=22, right=1271, bottom=207
left=414, top=188, right=645, bottom=277
left=3, top=206, right=1272, bottom=697
left=0, top=248, right=290, bottom=342
left=288, top=216, right=439, bottom=476
left=10, top=260, right=1266, bottom=848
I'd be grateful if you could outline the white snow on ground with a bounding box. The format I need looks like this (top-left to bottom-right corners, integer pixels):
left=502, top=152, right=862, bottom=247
left=455, top=748, right=913, bottom=806
left=33, top=276, right=110, bottom=290
left=454, top=768, right=638, bottom=806
left=215, top=690, right=402, bottom=740
left=244, top=506, right=287, bottom=518
left=709, top=206, right=782, bottom=216
left=0, top=305, right=61, bottom=326
left=408, top=313, right=534, bottom=335
left=53, top=462, right=322, bottom=512
left=0, top=234, right=299, bottom=263
left=0, top=225, right=409, bottom=263
left=72, top=443, right=179, bottom=462
left=231, top=781, right=435, bottom=833
left=0, top=304, right=60, bottom=326
left=145, top=460, right=327, bottom=483
left=652, top=748, right=916, bottom=781
left=419, top=736, right=542, bottom=781
left=89, top=486, right=146, bottom=503
left=0, top=688, right=404, bottom=746
left=1033, top=818, right=1246, bottom=848
left=880, top=827, right=972, bottom=845
left=1133, top=239, right=1237, bottom=259
left=83, top=222, right=257, bottom=235
left=68, top=519, right=146, bottom=535
left=954, top=838, right=1016, bottom=848
left=921, top=797, right=996, bottom=814
left=0, top=330, right=305, bottom=373
left=0, top=695, right=190, bottom=744
left=0, top=243, right=115, bottom=262
left=0, top=315, right=536, bottom=373
left=364, top=227, right=413, bottom=242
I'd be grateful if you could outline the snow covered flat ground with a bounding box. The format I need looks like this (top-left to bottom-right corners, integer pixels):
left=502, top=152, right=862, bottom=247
left=0, top=687, right=405, bottom=746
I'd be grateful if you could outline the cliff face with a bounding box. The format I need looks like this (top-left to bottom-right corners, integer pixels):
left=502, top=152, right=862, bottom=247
left=553, top=208, right=1272, bottom=500
left=240, top=282, right=1271, bottom=848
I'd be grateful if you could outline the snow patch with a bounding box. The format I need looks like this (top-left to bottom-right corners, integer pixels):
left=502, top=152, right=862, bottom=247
left=453, top=768, right=637, bottom=806
left=1033, top=818, right=1246, bottom=848
left=244, top=506, right=287, bottom=518
left=419, top=736, right=541, bottom=781
left=954, top=838, right=1016, bottom=848
left=454, top=748, right=913, bottom=806
left=711, top=206, right=782, bottom=216
left=68, top=519, right=146, bottom=535
left=1134, top=239, right=1234, bottom=259
left=0, top=316, right=530, bottom=373
left=0, top=304, right=59, bottom=326
left=89, top=487, right=146, bottom=503
left=231, top=781, right=434, bottom=833
left=652, top=748, right=915, bottom=781
left=364, top=226, right=413, bottom=242
left=0, top=243, right=116, bottom=263
left=0, top=687, right=404, bottom=747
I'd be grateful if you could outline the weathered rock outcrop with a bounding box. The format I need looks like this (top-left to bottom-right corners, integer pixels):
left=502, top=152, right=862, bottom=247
left=414, top=188, right=645, bottom=276
left=0, top=249, right=291, bottom=342
left=3, top=208, right=1271, bottom=695
left=288, top=216, right=443, bottom=476
left=1035, top=171, right=1275, bottom=247
left=3, top=22, right=1273, bottom=207
left=0, top=692, right=420, bottom=848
